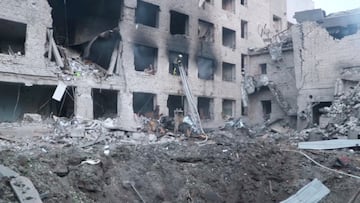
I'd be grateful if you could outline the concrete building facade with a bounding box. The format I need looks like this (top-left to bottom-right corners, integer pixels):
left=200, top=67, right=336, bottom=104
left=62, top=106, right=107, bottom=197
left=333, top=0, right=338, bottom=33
left=0, top=0, right=287, bottom=128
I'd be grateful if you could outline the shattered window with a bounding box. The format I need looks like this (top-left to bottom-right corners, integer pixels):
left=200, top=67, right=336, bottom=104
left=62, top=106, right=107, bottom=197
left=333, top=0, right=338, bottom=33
left=198, top=20, right=215, bottom=43
left=222, top=62, right=236, bottom=82
left=198, top=97, right=214, bottom=120
left=222, top=0, right=235, bottom=13
left=197, top=57, right=215, bottom=80
left=260, top=63, right=267, bottom=74
left=223, top=99, right=235, bottom=117
left=134, top=44, right=158, bottom=72
left=135, top=1, right=159, bottom=28
left=0, top=18, right=26, bottom=55
left=170, top=11, right=189, bottom=35
left=222, top=27, right=236, bottom=49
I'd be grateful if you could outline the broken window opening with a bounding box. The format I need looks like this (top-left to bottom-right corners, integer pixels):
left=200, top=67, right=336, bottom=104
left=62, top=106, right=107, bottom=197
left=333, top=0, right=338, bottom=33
left=169, top=51, right=189, bottom=76
left=197, top=57, right=216, bottom=80
left=47, top=0, right=122, bottom=46
left=222, top=0, right=235, bottom=13
left=198, top=20, right=214, bottom=43
left=312, top=102, right=332, bottom=125
left=260, top=63, right=267, bottom=74
left=167, top=95, right=185, bottom=117
left=134, top=44, right=158, bottom=73
left=170, top=11, right=189, bottom=35
left=135, top=1, right=159, bottom=28
left=222, top=62, right=236, bottom=82
left=222, top=99, right=235, bottom=118
left=0, top=82, right=74, bottom=122
left=241, top=20, right=248, bottom=39
left=273, top=15, right=282, bottom=32
left=198, top=97, right=214, bottom=120
left=92, top=89, right=118, bottom=119
left=240, top=0, right=247, bottom=6
left=82, top=30, right=121, bottom=71
left=133, top=92, right=158, bottom=118
left=261, top=100, right=272, bottom=120
left=326, top=24, right=358, bottom=40
left=0, top=19, right=26, bottom=55
left=222, top=27, right=236, bottom=49
left=241, top=54, right=247, bottom=76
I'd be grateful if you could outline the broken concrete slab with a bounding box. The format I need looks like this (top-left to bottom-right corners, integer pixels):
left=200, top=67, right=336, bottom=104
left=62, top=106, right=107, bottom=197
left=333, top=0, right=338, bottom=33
left=298, top=139, right=360, bottom=150
left=10, top=176, right=43, bottom=203
left=280, top=178, right=330, bottom=203
left=0, top=164, right=19, bottom=178
left=23, top=114, right=42, bottom=123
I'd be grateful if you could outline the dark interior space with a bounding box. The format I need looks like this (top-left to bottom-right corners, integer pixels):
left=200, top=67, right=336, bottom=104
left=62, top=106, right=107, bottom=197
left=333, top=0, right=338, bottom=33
left=223, top=99, right=234, bottom=117
left=273, top=15, right=282, bottom=32
left=0, top=19, right=26, bottom=55
left=222, top=27, right=236, bottom=48
left=261, top=100, right=272, bottom=120
left=222, top=0, right=235, bottom=13
left=0, top=82, right=74, bottom=122
left=92, top=89, right=118, bottom=119
left=169, top=51, right=188, bottom=75
left=170, top=11, right=189, bottom=35
left=135, top=1, right=159, bottom=28
left=133, top=92, right=156, bottom=116
left=134, top=44, right=158, bottom=72
left=260, top=63, right=267, bottom=74
left=241, top=54, right=246, bottom=75
left=47, top=0, right=122, bottom=46
left=198, top=20, right=214, bottom=42
left=198, top=57, right=215, bottom=80
left=222, top=62, right=235, bottom=82
left=167, top=95, right=185, bottom=117
left=241, top=20, right=248, bottom=39
left=84, top=31, right=120, bottom=71
left=241, top=0, right=247, bottom=6
left=312, top=102, right=332, bottom=125
left=198, top=97, right=213, bottom=120
left=326, top=24, right=358, bottom=40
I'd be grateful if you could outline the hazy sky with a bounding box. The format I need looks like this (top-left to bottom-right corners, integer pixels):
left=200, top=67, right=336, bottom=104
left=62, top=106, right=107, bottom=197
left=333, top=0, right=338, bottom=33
left=313, top=0, right=360, bottom=14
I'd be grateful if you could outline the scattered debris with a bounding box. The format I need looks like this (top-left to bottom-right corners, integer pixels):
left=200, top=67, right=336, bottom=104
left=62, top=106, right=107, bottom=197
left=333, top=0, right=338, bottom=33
left=280, top=179, right=330, bottom=203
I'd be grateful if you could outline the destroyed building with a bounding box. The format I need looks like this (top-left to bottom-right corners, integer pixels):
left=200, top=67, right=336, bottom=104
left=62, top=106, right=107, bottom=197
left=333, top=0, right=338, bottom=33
left=0, top=0, right=287, bottom=128
left=293, top=8, right=360, bottom=129
left=245, top=8, right=360, bottom=130
left=246, top=38, right=297, bottom=128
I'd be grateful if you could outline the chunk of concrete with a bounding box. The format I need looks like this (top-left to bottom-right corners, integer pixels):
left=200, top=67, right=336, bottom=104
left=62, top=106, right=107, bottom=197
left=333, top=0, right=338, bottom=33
left=10, top=176, right=43, bottom=203
left=294, top=9, right=325, bottom=23
left=23, top=113, right=42, bottom=122
left=0, top=164, right=19, bottom=178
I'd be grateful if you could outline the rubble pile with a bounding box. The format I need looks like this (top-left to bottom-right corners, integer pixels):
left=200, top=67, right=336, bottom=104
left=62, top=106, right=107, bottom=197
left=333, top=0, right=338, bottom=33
left=311, top=84, right=360, bottom=140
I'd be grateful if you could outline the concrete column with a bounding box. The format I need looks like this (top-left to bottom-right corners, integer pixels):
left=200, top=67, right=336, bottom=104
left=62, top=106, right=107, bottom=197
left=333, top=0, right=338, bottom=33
left=157, top=93, right=169, bottom=116
left=74, top=86, right=93, bottom=120
left=116, top=91, right=138, bottom=131
left=213, top=97, right=223, bottom=121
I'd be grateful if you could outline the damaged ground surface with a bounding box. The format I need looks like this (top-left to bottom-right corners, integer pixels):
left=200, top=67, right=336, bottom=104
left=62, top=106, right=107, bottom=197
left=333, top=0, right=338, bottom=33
left=0, top=120, right=360, bottom=203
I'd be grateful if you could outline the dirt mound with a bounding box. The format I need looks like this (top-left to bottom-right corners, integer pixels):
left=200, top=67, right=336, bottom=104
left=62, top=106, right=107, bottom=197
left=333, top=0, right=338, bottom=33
left=1, top=132, right=359, bottom=203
